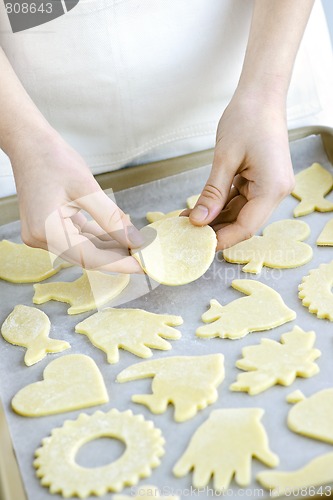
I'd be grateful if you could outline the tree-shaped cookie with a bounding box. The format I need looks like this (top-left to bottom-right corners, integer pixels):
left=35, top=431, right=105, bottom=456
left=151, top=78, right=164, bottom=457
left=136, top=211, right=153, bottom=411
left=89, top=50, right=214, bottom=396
left=291, top=163, right=333, bottom=217
left=196, top=280, right=296, bottom=340
left=75, top=308, right=183, bottom=363
left=230, top=326, right=320, bottom=395
left=317, top=219, right=333, bottom=246
left=0, top=240, right=70, bottom=283
left=173, top=408, right=279, bottom=490
left=117, top=354, right=224, bottom=422
left=288, top=388, right=333, bottom=444
left=299, top=261, right=333, bottom=320
left=223, top=220, right=312, bottom=274
left=1, top=305, right=70, bottom=366
left=33, top=270, right=130, bottom=314
left=257, top=452, right=333, bottom=497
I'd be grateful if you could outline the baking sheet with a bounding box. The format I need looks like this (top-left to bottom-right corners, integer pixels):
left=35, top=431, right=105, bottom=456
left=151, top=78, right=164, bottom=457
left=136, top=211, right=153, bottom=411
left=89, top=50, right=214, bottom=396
left=1, top=134, right=333, bottom=500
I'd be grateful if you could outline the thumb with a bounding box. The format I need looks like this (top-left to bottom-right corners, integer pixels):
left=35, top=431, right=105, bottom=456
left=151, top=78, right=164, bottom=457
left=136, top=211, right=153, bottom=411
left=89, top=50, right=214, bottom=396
left=189, top=153, right=236, bottom=226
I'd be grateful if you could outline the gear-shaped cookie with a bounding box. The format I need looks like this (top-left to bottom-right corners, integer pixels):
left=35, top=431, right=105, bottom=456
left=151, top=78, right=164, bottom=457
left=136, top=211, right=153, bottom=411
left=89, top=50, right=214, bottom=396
left=34, top=409, right=165, bottom=498
left=298, top=261, right=333, bottom=320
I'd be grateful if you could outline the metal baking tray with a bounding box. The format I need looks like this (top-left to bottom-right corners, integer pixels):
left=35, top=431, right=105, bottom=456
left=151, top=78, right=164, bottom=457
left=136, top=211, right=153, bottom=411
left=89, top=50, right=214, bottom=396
left=1, top=127, right=333, bottom=500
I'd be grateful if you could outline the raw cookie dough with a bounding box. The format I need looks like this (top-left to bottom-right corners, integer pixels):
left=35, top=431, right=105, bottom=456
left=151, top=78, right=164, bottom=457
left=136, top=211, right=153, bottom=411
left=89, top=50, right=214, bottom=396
left=117, top=354, right=224, bottom=422
left=1, top=305, right=70, bottom=366
left=131, top=216, right=216, bottom=286
left=298, top=261, right=333, bottom=320
left=12, top=354, right=108, bottom=417
left=230, top=326, right=320, bottom=395
left=223, top=220, right=312, bottom=274
left=286, top=390, right=305, bottom=404
left=0, top=239, right=70, bottom=283
left=146, top=210, right=183, bottom=223
left=291, top=163, right=333, bottom=217
left=186, top=194, right=200, bottom=209
left=316, top=219, right=333, bottom=245
left=75, top=308, right=183, bottom=363
left=114, top=485, right=179, bottom=500
left=196, top=280, right=296, bottom=340
left=173, top=408, right=278, bottom=490
left=34, top=409, right=165, bottom=497
left=288, top=388, right=333, bottom=443
left=33, top=270, right=130, bottom=315
left=257, top=452, right=333, bottom=497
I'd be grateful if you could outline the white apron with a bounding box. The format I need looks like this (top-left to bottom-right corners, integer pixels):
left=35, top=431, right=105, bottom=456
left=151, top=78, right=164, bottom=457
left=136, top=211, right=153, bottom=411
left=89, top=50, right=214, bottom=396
left=0, top=0, right=333, bottom=198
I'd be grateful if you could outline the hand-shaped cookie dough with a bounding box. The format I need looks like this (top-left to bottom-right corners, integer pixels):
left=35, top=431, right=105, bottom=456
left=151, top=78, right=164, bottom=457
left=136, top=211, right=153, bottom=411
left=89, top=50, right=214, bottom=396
left=0, top=240, right=70, bottom=283
left=33, top=270, right=130, bottom=315
left=196, top=280, right=296, bottom=340
left=75, top=308, right=183, bottom=363
left=223, top=220, right=312, bottom=274
left=257, top=452, right=333, bottom=497
left=288, top=388, right=333, bottom=444
left=1, top=305, right=70, bottom=366
left=291, top=163, right=333, bottom=217
left=12, top=354, right=108, bottom=417
left=117, top=354, right=224, bottom=422
left=230, top=326, right=320, bottom=395
left=173, top=408, right=279, bottom=490
left=299, top=261, right=333, bottom=320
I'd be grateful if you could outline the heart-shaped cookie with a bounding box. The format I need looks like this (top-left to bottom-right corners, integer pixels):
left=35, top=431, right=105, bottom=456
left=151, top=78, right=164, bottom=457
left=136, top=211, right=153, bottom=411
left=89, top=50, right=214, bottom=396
left=12, top=354, right=109, bottom=417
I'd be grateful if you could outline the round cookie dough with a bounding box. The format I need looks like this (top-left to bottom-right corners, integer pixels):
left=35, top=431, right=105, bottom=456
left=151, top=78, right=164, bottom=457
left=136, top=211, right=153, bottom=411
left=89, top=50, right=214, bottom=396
left=131, top=216, right=216, bottom=286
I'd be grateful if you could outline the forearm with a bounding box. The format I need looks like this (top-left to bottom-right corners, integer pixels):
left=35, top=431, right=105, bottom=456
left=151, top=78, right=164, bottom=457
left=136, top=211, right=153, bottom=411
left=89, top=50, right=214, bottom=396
left=237, top=0, right=315, bottom=104
left=0, top=47, right=55, bottom=158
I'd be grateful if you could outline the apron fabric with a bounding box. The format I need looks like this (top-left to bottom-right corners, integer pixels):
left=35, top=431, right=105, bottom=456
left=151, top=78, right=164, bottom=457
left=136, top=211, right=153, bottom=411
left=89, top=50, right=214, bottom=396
left=0, top=0, right=332, bottom=198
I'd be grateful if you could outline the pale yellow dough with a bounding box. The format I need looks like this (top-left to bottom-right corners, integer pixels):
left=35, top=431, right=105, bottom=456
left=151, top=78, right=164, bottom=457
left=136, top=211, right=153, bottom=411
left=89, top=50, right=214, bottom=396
left=291, top=163, right=333, bottom=217
left=146, top=210, right=183, bottom=223
left=12, top=354, right=108, bottom=417
left=196, top=280, right=296, bottom=340
left=33, top=270, right=130, bottom=315
left=117, top=354, right=224, bottom=422
left=75, top=308, right=183, bottom=363
left=257, top=452, right=333, bottom=497
left=288, top=388, right=333, bottom=443
left=173, top=408, right=279, bottom=490
left=316, top=218, right=333, bottom=245
left=1, top=305, right=70, bottom=366
left=114, top=485, right=179, bottom=500
left=34, top=409, right=165, bottom=498
left=0, top=240, right=70, bottom=283
left=186, top=194, right=200, bottom=209
left=286, top=390, right=305, bottom=404
left=223, top=220, right=312, bottom=274
left=131, top=216, right=216, bottom=286
left=299, top=261, right=333, bottom=320
left=230, top=326, right=320, bottom=395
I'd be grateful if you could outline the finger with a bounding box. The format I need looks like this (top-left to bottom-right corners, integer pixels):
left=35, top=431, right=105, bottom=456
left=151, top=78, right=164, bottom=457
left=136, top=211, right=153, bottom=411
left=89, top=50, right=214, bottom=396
left=74, top=190, right=144, bottom=248
left=216, top=196, right=276, bottom=250
left=189, top=152, right=238, bottom=226
left=212, top=194, right=247, bottom=227
left=71, top=212, right=114, bottom=242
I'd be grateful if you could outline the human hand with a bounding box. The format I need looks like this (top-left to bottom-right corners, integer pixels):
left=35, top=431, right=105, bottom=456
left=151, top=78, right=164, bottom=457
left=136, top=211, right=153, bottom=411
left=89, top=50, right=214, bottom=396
left=187, top=93, right=295, bottom=250
left=10, top=130, right=143, bottom=273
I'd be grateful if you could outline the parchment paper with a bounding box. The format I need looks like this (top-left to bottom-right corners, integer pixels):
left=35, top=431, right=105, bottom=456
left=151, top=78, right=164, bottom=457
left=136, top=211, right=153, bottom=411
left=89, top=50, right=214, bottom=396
left=1, top=134, right=333, bottom=500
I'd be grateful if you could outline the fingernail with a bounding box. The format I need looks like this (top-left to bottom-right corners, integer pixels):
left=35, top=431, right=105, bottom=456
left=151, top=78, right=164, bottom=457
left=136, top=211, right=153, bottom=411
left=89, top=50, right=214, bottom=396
left=128, top=227, right=144, bottom=247
left=191, top=205, right=209, bottom=222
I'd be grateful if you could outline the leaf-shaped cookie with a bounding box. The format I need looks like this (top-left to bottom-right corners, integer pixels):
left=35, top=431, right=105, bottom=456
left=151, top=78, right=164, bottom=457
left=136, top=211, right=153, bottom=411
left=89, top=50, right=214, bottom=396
left=223, top=220, right=312, bottom=273
left=173, top=408, right=279, bottom=490
left=288, top=388, right=333, bottom=444
left=12, top=354, right=109, bottom=416
left=291, top=163, right=333, bottom=217
left=0, top=240, right=70, bottom=283
left=117, top=354, right=224, bottom=421
left=230, top=326, right=320, bottom=395
left=196, top=280, right=296, bottom=340
left=33, top=270, right=129, bottom=314
left=75, top=308, right=183, bottom=363
left=298, top=261, right=333, bottom=320
left=1, top=305, right=70, bottom=366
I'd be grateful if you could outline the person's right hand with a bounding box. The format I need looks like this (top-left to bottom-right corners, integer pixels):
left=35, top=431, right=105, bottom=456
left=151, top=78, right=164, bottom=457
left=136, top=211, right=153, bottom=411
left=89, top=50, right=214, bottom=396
left=10, top=130, right=143, bottom=273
